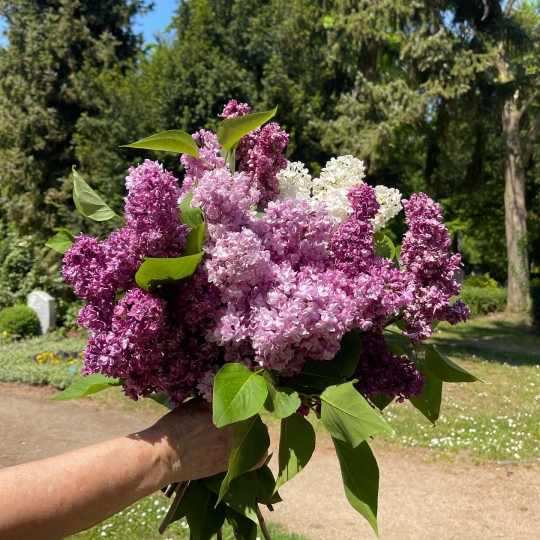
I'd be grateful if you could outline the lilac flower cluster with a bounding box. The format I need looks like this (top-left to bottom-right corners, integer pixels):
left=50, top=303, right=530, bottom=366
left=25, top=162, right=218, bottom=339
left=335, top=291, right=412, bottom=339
left=63, top=160, right=221, bottom=403
left=400, top=194, right=469, bottom=342
left=220, top=101, right=289, bottom=205
left=63, top=100, right=469, bottom=407
left=354, top=332, right=424, bottom=401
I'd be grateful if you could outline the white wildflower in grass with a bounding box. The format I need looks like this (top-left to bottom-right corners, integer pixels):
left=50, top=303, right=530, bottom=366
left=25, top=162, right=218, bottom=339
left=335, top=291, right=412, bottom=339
left=276, top=161, right=312, bottom=200
left=312, top=155, right=366, bottom=222
left=372, top=185, right=403, bottom=232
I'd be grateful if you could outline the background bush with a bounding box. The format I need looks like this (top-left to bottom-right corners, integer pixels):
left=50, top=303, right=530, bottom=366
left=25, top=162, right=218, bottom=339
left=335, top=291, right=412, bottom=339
left=461, top=287, right=507, bottom=317
left=530, top=278, right=540, bottom=328
left=0, top=305, right=40, bottom=336
left=463, top=273, right=501, bottom=289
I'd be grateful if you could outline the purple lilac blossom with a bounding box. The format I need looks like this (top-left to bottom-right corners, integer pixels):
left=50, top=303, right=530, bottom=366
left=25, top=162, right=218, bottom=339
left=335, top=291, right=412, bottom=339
left=220, top=99, right=289, bottom=205
left=331, top=184, right=379, bottom=276
left=400, top=193, right=469, bottom=342
left=354, top=332, right=424, bottom=401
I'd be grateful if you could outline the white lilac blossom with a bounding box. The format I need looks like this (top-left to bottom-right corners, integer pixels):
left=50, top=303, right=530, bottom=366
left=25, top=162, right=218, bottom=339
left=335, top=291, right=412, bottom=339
left=276, top=161, right=312, bottom=200
left=372, top=185, right=403, bottom=232
left=312, top=155, right=366, bottom=222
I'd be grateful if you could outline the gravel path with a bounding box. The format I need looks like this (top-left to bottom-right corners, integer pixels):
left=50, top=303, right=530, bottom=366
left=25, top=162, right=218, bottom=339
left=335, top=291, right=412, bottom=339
left=1, top=383, right=539, bottom=540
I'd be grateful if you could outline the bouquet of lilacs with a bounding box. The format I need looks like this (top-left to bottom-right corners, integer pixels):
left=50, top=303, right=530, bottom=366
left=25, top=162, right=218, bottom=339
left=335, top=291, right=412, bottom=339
left=47, top=101, right=477, bottom=539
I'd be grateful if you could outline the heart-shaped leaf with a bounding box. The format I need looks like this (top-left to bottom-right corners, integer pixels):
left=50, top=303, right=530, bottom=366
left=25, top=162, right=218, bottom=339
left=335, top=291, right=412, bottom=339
left=374, top=231, right=396, bottom=260
left=213, top=363, right=268, bottom=428
left=263, top=371, right=301, bottom=419
left=122, top=130, right=199, bottom=158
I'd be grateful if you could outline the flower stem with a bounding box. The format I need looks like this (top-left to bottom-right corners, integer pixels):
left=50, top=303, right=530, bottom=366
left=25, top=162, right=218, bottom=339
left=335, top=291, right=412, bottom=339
left=158, top=480, right=189, bottom=534
left=217, top=529, right=223, bottom=540
left=256, top=505, right=273, bottom=540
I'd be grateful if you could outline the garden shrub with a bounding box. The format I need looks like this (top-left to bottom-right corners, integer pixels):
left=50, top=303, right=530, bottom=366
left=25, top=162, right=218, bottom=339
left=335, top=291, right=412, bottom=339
left=463, top=273, right=500, bottom=289
left=460, top=286, right=507, bottom=317
left=0, top=305, right=40, bottom=336
left=530, top=278, right=540, bottom=327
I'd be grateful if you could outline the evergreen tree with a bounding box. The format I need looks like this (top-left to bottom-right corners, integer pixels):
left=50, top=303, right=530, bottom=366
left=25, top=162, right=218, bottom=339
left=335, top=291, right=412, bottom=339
left=0, top=0, right=149, bottom=234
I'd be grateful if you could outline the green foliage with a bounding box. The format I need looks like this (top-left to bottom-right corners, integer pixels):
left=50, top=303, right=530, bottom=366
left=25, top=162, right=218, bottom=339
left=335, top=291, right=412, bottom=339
left=217, top=107, right=278, bottom=150
left=0, top=221, right=70, bottom=311
left=460, top=286, right=508, bottom=317
left=530, top=278, right=540, bottom=327
left=45, top=229, right=75, bottom=255
left=0, top=333, right=87, bottom=389
left=463, top=273, right=500, bottom=289
left=122, top=129, right=200, bottom=157
left=212, top=363, right=268, bottom=428
left=0, top=305, right=40, bottom=336
left=218, top=415, right=270, bottom=502
left=274, top=413, right=316, bottom=492
left=320, top=382, right=393, bottom=447
left=72, top=167, right=122, bottom=223
left=53, top=373, right=121, bottom=401
left=332, top=329, right=362, bottom=378
left=134, top=253, right=204, bottom=291
left=263, top=373, right=301, bottom=420
left=0, top=0, right=149, bottom=234
left=333, top=438, right=379, bottom=535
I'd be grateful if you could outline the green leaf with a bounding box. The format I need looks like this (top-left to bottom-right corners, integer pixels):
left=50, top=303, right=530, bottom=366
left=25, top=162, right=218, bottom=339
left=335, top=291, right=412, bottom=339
left=135, top=253, right=204, bottom=291
left=226, top=508, right=257, bottom=540
left=374, top=231, right=396, bottom=260
left=184, top=222, right=206, bottom=255
left=149, top=393, right=175, bottom=410
left=409, top=362, right=442, bottom=424
left=205, top=473, right=258, bottom=523
left=291, top=358, right=343, bottom=390
left=256, top=465, right=282, bottom=505
left=393, top=245, right=402, bottom=268
left=122, top=130, right=199, bottom=158
left=320, top=382, right=392, bottom=447
left=45, top=229, right=75, bottom=254
left=218, top=415, right=270, bottom=503
left=333, top=329, right=362, bottom=377
left=72, top=167, right=120, bottom=222
left=217, top=107, right=278, bottom=150
left=394, top=319, right=406, bottom=331
left=263, top=372, right=301, bottom=419
left=53, top=374, right=120, bottom=401
left=333, top=438, right=379, bottom=535
left=371, top=393, right=393, bottom=412
left=274, top=413, right=316, bottom=493
left=424, top=345, right=479, bottom=383
left=386, top=344, right=408, bottom=358
left=212, top=363, right=268, bottom=428
left=179, top=191, right=205, bottom=229
left=178, top=482, right=226, bottom=540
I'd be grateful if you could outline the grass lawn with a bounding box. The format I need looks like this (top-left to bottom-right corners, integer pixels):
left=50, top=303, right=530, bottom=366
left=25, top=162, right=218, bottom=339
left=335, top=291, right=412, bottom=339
left=71, top=493, right=308, bottom=540
left=381, top=313, right=540, bottom=462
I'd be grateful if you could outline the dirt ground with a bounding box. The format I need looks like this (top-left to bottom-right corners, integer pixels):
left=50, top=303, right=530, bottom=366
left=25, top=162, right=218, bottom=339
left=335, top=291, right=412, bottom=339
left=1, top=383, right=539, bottom=540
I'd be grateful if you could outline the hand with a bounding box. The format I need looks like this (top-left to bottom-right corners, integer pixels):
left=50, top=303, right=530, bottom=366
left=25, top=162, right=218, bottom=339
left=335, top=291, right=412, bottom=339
left=148, top=400, right=234, bottom=484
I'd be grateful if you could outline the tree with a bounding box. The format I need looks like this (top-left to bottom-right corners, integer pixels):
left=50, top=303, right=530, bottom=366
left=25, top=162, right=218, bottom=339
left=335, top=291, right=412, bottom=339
left=0, top=0, right=149, bottom=234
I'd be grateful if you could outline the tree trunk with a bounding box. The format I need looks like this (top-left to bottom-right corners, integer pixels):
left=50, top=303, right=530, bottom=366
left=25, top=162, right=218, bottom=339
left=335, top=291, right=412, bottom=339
left=502, top=97, right=529, bottom=312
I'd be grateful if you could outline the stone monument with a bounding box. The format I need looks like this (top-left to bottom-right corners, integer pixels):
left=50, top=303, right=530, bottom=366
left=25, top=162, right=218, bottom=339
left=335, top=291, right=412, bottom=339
left=27, top=291, right=56, bottom=334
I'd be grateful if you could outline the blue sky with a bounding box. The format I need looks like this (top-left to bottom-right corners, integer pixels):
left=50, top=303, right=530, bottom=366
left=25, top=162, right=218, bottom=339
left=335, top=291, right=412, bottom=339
left=0, top=0, right=178, bottom=47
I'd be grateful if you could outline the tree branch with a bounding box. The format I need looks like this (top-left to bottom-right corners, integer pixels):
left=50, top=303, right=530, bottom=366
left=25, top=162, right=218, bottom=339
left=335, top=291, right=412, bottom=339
left=504, top=0, right=517, bottom=18
left=518, top=91, right=539, bottom=121
left=522, top=110, right=540, bottom=167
